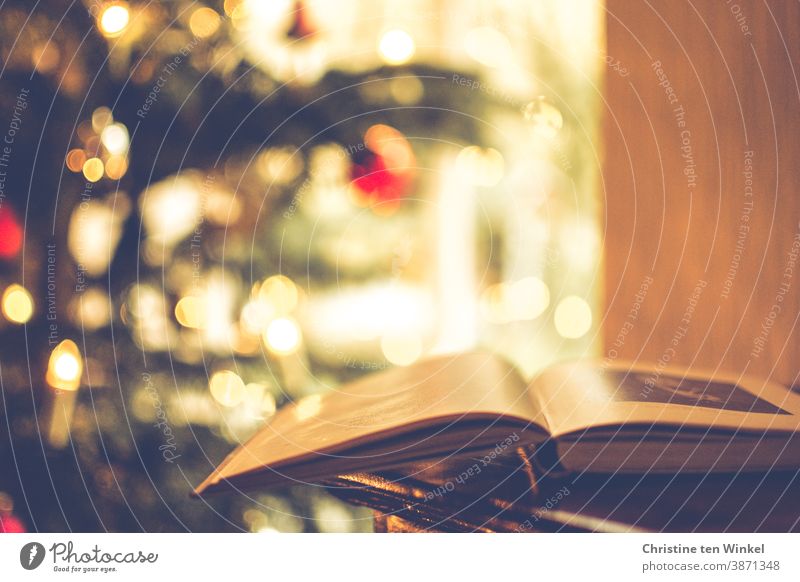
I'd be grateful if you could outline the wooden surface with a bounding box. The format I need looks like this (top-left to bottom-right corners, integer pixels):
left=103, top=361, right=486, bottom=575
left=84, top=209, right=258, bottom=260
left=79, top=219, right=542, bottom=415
left=327, top=456, right=800, bottom=533
left=602, top=1, right=800, bottom=385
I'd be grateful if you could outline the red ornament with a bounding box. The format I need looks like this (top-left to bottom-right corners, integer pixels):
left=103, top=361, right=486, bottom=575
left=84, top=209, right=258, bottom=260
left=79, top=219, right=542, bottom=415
left=0, top=204, right=23, bottom=259
left=286, top=0, right=317, bottom=40
left=350, top=153, right=411, bottom=204
left=0, top=513, right=26, bottom=533
left=349, top=124, right=415, bottom=212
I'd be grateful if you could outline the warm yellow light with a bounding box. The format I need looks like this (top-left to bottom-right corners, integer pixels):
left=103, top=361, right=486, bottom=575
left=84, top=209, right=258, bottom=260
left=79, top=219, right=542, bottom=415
left=46, top=340, right=83, bottom=391
left=244, top=383, right=277, bottom=418
left=507, top=277, right=550, bottom=321
left=523, top=97, right=564, bottom=139
left=263, top=317, right=301, bottom=355
left=480, top=283, right=510, bottom=324
left=258, top=275, right=298, bottom=315
left=100, top=123, right=129, bottom=155
left=364, top=124, right=414, bottom=170
left=82, top=157, right=104, bottom=182
left=561, top=222, right=599, bottom=270
left=1, top=284, right=34, bottom=324
left=456, top=146, right=504, bottom=187
left=189, top=7, right=221, bottom=38
left=464, top=27, right=513, bottom=68
left=54, top=355, right=80, bottom=381
left=31, top=42, right=60, bottom=74
left=554, top=295, right=592, bottom=339
left=256, top=147, right=303, bottom=184
left=99, top=4, right=130, bottom=37
left=69, top=287, right=111, bottom=330
left=390, top=75, right=423, bottom=105
left=139, top=175, right=202, bottom=246
left=378, top=29, right=415, bottom=65
left=240, top=299, right=275, bottom=335
left=66, top=149, right=87, bottom=172
left=104, top=155, right=128, bottom=180
left=381, top=332, right=423, bottom=367
left=175, top=296, right=205, bottom=329
left=223, top=0, right=242, bottom=17
left=209, top=370, right=246, bottom=407
left=294, top=394, right=322, bottom=421
left=91, top=106, right=114, bottom=133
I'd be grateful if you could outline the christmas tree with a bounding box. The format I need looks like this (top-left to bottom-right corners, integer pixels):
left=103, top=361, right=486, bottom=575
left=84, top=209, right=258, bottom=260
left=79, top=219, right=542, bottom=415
left=0, top=0, right=601, bottom=532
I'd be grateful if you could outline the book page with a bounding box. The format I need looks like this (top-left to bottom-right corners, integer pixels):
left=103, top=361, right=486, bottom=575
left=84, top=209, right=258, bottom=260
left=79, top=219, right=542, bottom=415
left=201, top=352, right=538, bottom=489
left=529, top=361, right=800, bottom=439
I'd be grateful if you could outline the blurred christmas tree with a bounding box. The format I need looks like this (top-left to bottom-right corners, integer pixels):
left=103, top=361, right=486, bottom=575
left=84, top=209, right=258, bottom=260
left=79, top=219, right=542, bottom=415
left=0, top=0, right=601, bottom=531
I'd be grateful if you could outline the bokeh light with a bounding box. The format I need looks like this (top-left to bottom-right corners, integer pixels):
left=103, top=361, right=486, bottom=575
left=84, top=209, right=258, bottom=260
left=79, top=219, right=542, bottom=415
left=69, top=287, right=112, bottom=330
left=100, top=123, right=129, bottom=155
left=98, top=3, right=131, bottom=38
left=258, top=276, right=298, bottom=315
left=456, top=146, right=505, bottom=187
left=554, top=295, right=592, bottom=339
left=46, top=340, right=83, bottom=391
left=1, top=284, right=34, bottom=324
left=378, top=30, right=415, bottom=65
left=189, top=7, right=222, bottom=38
left=175, top=296, right=206, bottom=329
left=209, top=370, right=246, bottom=407
left=65, top=149, right=87, bottom=172
left=523, top=96, right=564, bottom=139
left=264, top=317, right=302, bottom=355
left=82, top=157, right=104, bottom=182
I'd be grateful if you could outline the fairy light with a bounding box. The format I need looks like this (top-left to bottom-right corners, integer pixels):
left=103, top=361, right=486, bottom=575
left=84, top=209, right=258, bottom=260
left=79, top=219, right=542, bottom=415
left=240, top=299, right=275, bottom=335
left=68, top=287, right=111, bottom=330
left=456, top=146, right=504, bottom=187
left=523, top=96, right=564, bottom=139
left=100, top=123, right=129, bottom=155
left=189, top=7, right=222, bottom=38
left=263, top=317, right=301, bottom=355
left=104, top=155, right=128, bottom=180
left=98, top=3, right=131, bottom=38
left=175, top=296, right=206, bottom=329
left=378, top=29, right=415, bottom=65
left=258, top=275, right=298, bottom=315
left=65, top=149, right=87, bottom=172
left=46, top=340, right=83, bottom=391
left=507, top=277, right=550, bottom=321
left=82, top=157, right=104, bottom=182
left=480, top=277, right=550, bottom=324
left=554, top=295, right=592, bottom=339
left=91, top=107, right=114, bottom=133
left=1, top=284, right=34, bottom=324
left=139, top=175, right=203, bottom=246
left=209, top=370, right=246, bottom=407
left=32, top=42, right=60, bottom=74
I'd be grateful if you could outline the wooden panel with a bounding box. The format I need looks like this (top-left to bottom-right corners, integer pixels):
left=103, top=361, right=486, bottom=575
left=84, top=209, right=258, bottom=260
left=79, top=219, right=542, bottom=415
left=602, top=0, right=800, bottom=385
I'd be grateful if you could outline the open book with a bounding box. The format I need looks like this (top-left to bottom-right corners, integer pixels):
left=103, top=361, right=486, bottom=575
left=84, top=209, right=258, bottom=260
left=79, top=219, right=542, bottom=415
left=195, top=352, right=800, bottom=495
